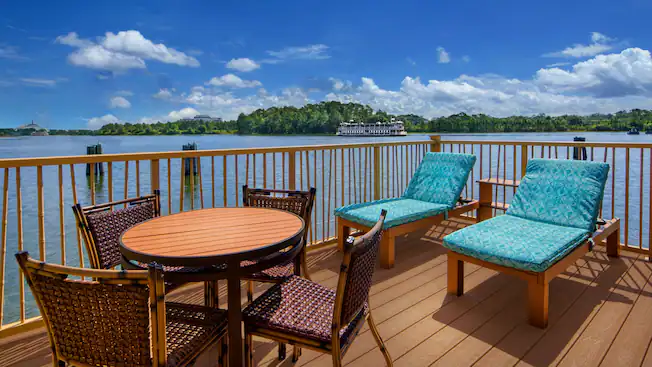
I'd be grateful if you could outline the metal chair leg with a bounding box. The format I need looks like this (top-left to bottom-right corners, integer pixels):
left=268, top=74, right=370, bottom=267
left=292, top=345, right=302, bottom=363
left=368, top=313, right=393, bottom=366
left=278, top=342, right=287, bottom=361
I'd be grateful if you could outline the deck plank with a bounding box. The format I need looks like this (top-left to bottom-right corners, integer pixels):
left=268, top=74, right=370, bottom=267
left=1, top=221, right=651, bottom=367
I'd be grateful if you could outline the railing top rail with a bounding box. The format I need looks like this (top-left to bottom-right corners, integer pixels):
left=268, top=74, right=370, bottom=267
left=0, top=136, right=647, bottom=168
left=0, top=140, right=432, bottom=168
left=440, top=139, right=652, bottom=149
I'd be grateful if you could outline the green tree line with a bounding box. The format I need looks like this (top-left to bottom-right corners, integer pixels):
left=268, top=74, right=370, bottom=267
left=4, top=103, right=652, bottom=136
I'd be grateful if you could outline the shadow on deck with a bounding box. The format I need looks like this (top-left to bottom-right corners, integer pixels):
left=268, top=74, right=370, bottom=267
left=1, top=219, right=652, bottom=367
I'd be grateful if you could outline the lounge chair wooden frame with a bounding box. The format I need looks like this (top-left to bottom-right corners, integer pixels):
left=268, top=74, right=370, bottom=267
left=447, top=178, right=621, bottom=328
left=337, top=199, right=479, bottom=269
left=245, top=211, right=393, bottom=367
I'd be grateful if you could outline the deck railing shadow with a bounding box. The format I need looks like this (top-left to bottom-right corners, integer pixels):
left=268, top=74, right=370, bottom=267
left=431, top=248, right=631, bottom=367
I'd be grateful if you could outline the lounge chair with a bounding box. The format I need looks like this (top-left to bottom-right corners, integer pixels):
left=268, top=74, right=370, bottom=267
left=442, top=159, right=620, bottom=328
left=335, top=152, right=478, bottom=268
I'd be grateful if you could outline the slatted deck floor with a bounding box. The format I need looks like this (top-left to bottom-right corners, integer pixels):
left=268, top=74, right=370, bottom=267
left=2, top=219, right=652, bottom=367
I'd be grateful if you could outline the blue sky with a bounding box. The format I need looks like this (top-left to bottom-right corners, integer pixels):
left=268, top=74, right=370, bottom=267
left=1, top=0, right=652, bottom=129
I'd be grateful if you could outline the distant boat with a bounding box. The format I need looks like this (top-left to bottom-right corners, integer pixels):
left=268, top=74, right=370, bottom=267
left=627, top=127, right=640, bottom=135
left=336, top=118, right=408, bottom=137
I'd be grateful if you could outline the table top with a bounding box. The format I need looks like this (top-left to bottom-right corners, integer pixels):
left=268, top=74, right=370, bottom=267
left=120, top=207, right=304, bottom=266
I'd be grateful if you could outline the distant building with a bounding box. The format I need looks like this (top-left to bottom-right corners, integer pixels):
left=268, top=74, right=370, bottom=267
left=191, top=115, right=222, bottom=122
left=17, top=120, right=49, bottom=136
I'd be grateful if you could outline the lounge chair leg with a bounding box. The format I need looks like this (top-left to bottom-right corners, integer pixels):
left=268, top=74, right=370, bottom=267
left=247, top=281, right=254, bottom=304
left=368, top=312, right=393, bottom=366
left=607, top=227, right=620, bottom=258
left=528, top=281, right=549, bottom=328
left=337, top=221, right=350, bottom=252
left=380, top=233, right=395, bottom=269
left=447, top=254, right=464, bottom=296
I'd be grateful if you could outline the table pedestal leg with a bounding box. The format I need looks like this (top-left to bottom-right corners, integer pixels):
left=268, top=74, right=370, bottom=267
left=228, top=275, right=244, bottom=367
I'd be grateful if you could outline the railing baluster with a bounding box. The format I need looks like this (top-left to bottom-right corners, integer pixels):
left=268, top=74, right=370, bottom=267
left=625, top=148, right=630, bottom=248
left=70, top=165, right=84, bottom=270
left=16, top=167, right=24, bottom=322
left=167, top=159, right=172, bottom=214
left=222, top=156, right=227, bottom=207
left=58, top=165, right=66, bottom=265
left=272, top=153, right=276, bottom=190
left=253, top=153, right=257, bottom=188
left=327, top=149, right=334, bottom=239
left=640, top=148, right=644, bottom=250
left=0, top=168, right=9, bottom=325
left=321, top=149, right=325, bottom=241
left=299, top=151, right=303, bottom=190
left=90, top=160, right=96, bottom=205
left=135, top=161, right=140, bottom=197
left=312, top=150, right=317, bottom=244
left=189, top=158, right=195, bottom=210
left=246, top=154, right=250, bottom=187
left=37, top=166, right=45, bottom=261
left=198, top=157, right=204, bottom=209
left=124, top=161, right=129, bottom=207
left=494, top=145, right=501, bottom=216
left=212, top=157, right=216, bottom=208
left=235, top=155, right=240, bottom=204
left=611, top=148, right=616, bottom=224
left=263, top=153, right=267, bottom=187
left=649, top=148, right=652, bottom=256
left=179, top=158, right=185, bottom=211
left=107, top=162, right=113, bottom=203
left=281, top=152, right=285, bottom=189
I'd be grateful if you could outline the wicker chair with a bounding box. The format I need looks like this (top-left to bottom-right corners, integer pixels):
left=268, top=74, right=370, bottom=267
left=241, top=185, right=316, bottom=302
left=243, top=210, right=393, bottom=367
left=72, top=190, right=218, bottom=297
left=16, top=251, right=228, bottom=367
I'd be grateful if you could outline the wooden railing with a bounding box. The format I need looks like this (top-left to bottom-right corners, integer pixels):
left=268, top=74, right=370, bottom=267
left=0, top=136, right=650, bottom=338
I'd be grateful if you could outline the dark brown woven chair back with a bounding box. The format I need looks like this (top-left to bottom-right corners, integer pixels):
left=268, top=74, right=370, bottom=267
left=73, top=191, right=160, bottom=269
left=336, top=209, right=386, bottom=325
left=15, top=251, right=165, bottom=367
left=242, top=185, right=316, bottom=241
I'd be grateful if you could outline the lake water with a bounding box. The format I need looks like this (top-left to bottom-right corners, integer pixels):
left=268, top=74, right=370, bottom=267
left=0, top=131, right=650, bottom=323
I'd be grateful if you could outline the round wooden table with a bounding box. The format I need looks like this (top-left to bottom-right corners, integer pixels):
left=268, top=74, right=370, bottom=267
left=120, top=207, right=305, bottom=367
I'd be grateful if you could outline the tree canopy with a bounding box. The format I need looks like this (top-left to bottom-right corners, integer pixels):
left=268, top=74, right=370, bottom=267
left=4, top=103, right=652, bottom=136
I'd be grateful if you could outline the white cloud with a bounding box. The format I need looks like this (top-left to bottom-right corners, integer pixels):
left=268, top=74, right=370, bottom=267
left=226, top=58, right=260, bottom=72
left=115, top=90, right=133, bottom=96
left=102, top=31, right=199, bottom=67
left=20, top=78, right=65, bottom=87
left=87, top=114, right=121, bottom=129
left=206, top=74, right=262, bottom=88
left=0, top=45, right=28, bottom=60
left=56, top=30, right=199, bottom=72
left=264, top=44, right=330, bottom=61
left=536, top=48, right=652, bottom=97
left=546, top=62, right=571, bottom=68
left=110, top=96, right=131, bottom=108
left=68, top=45, right=146, bottom=72
left=437, top=47, right=450, bottom=64
left=153, top=88, right=174, bottom=99
left=543, top=32, right=615, bottom=58
left=166, top=107, right=199, bottom=121
left=329, top=77, right=352, bottom=92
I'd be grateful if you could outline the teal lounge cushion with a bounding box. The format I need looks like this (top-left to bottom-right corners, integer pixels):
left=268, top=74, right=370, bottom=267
left=335, top=198, right=448, bottom=229
left=442, top=215, right=589, bottom=272
left=507, top=159, right=609, bottom=233
left=403, top=152, right=476, bottom=208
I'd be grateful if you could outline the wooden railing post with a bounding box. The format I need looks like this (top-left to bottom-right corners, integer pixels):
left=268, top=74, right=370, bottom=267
left=288, top=151, right=296, bottom=190
left=373, top=146, right=381, bottom=200
left=150, top=159, right=160, bottom=192
left=477, top=181, right=493, bottom=222
left=430, top=135, right=442, bottom=153
left=520, top=144, right=529, bottom=178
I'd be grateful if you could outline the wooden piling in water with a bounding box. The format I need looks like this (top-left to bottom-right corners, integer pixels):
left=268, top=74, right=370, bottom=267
left=85, top=144, right=104, bottom=176
left=183, top=142, right=199, bottom=176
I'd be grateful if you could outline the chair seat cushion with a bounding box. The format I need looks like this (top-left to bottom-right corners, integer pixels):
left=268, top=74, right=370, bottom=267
left=241, top=260, right=295, bottom=280
left=165, top=302, right=227, bottom=367
left=335, top=198, right=449, bottom=229
left=442, top=215, right=590, bottom=272
left=243, top=276, right=366, bottom=347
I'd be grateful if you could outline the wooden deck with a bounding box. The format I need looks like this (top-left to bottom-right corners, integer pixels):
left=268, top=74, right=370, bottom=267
left=2, top=219, right=652, bottom=367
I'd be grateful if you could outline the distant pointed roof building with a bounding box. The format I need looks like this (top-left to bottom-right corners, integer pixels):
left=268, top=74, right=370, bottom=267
left=17, top=120, right=48, bottom=131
